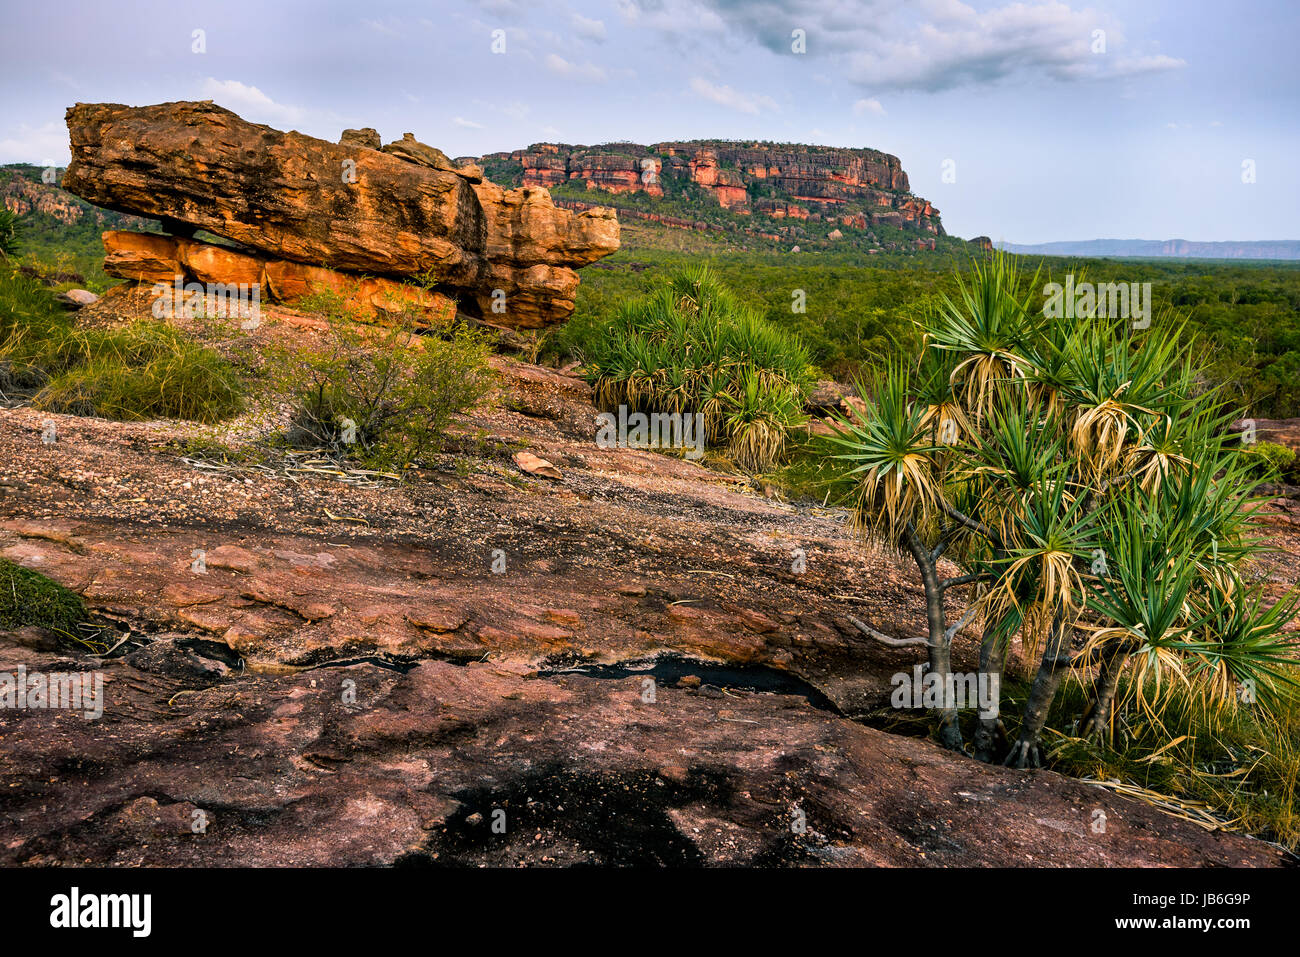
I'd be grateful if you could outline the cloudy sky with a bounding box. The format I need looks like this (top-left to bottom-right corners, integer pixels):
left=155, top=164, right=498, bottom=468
left=3, top=0, right=1296, bottom=243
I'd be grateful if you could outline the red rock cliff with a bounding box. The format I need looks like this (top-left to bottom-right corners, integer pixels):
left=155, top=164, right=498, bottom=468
left=481, top=139, right=942, bottom=235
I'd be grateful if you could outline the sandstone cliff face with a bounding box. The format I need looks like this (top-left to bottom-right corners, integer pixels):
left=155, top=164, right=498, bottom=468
left=481, top=139, right=942, bottom=235
left=2, top=175, right=85, bottom=225
left=1, top=167, right=153, bottom=233
left=62, top=101, right=619, bottom=328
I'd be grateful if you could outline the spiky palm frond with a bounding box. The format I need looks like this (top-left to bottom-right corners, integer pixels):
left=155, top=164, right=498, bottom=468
left=584, top=266, right=812, bottom=469
left=1019, top=305, right=1082, bottom=420
left=1061, top=320, right=1189, bottom=481
left=982, top=475, right=1095, bottom=656
left=915, top=346, right=975, bottom=449
left=724, top=367, right=805, bottom=470
left=827, top=364, right=943, bottom=546
left=922, top=250, right=1043, bottom=423
left=1180, top=585, right=1300, bottom=712
left=954, top=393, right=1066, bottom=547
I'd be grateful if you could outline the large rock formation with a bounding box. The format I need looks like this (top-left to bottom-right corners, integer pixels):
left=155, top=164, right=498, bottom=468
left=481, top=139, right=943, bottom=235
left=62, top=101, right=619, bottom=328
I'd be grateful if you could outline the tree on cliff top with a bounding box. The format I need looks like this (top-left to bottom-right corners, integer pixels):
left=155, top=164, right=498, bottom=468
left=831, top=250, right=1299, bottom=766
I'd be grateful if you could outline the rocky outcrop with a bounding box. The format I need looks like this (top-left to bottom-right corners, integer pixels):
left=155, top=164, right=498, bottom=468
left=754, top=198, right=809, bottom=220
left=1, top=167, right=152, bottom=232
left=2, top=175, right=84, bottom=225
left=481, top=139, right=943, bottom=235
left=675, top=147, right=748, bottom=210
left=62, top=101, right=619, bottom=328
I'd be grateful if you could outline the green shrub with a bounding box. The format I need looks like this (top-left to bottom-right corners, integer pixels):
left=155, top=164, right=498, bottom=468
left=0, top=557, right=89, bottom=636
left=271, top=288, right=495, bottom=471
left=583, top=266, right=813, bottom=470
left=1240, top=439, right=1296, bottom=480
left=0, top=207, right=21, bottom=259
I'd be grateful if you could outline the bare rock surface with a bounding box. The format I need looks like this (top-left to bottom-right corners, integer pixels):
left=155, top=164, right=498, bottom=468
left=0, top=336, right=1291, bottom=866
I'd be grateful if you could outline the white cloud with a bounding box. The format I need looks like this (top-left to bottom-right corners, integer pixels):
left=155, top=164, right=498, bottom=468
left=616, top=0, right=728, bottom=37
left=200, top=78, right=304, bottom=127
left=0, top=121, right=69, bottom=165
left=571, top=13, right=608, bottom=41
left=853, top=97, right=886, bottom=116
left=362, top=18, right=401, bottom=38
left=544, top=53, right=608, bottom=82
left=688, top=76, right=778, bottom=114
left=454, top=117, right=485, bottom=129
left=1109, top=53, right=1186, bottom=76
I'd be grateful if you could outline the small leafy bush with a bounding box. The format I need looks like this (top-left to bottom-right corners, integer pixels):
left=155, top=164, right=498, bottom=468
left=1241, top=439, right=1296, bottom=481
left=271, top=288, right=495, bottom=471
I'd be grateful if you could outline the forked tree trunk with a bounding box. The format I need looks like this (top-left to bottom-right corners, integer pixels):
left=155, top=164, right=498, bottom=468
left=905, top=525, right=963, bottom=750
left=1005, top=614, right=1071, bottom=768
left=1079, top=646, right=1131, bottom=740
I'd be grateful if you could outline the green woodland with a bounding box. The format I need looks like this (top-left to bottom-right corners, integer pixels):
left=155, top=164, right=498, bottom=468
left=554, top=244, right=1300, bottom=420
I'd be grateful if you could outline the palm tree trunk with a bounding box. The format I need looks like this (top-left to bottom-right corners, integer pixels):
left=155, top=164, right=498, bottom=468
left=971, top=623, right=1006, bottom=762
left=1005, top=614, right=1071, bottom=768
left=905, top=524, right=963, bottom=750
left=1080, top=646, right=1130, bottom=740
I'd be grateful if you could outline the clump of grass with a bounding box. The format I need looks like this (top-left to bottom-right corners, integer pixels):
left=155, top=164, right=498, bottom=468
left=756, top=432, right=861, bottom=504
left=0, top=557, right=90, bottom=637
left=1017, top=674, right=1300, bottom=851
left=0, top=266, right=243, bottom=422
left=34, top=323, right=243, bottom=422
left=269, top=287, right=495, bottom=472
left=583, top=266, right=813, bottom=471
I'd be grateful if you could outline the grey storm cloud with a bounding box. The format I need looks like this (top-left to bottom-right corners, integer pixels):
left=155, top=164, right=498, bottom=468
left=622, top=0, right=1185, bottom=92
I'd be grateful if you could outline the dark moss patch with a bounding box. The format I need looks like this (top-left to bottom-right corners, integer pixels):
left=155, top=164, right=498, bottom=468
left=0, top=557, right=89, bottom=635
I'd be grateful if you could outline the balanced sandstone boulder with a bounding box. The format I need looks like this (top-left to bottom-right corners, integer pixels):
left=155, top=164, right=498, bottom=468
left=63, top=101, right=619, bottom=328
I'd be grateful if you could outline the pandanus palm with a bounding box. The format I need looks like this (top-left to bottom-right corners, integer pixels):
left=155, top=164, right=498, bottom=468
left=833, top=251, right=1299, bottom=768
left=829, top=362, right=968, bottom=748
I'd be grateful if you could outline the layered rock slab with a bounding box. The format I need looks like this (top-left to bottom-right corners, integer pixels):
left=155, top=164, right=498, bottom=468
left=101, top=230, right=456, bottom=326
left=0, top=350, right=1294, bottom=865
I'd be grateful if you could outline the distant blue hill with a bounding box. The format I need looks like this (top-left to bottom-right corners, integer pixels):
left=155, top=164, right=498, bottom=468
left=996, top=238, right=1300, bottom=260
